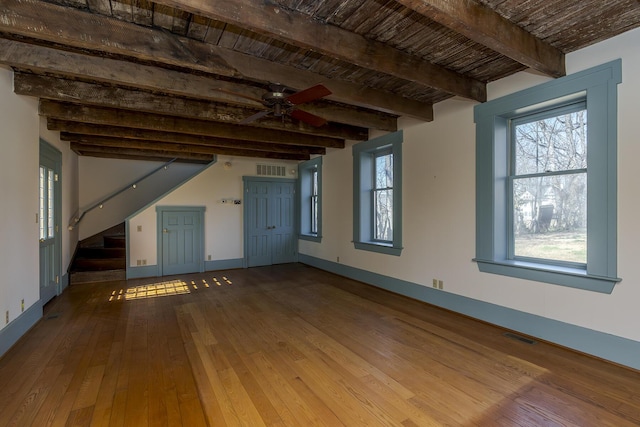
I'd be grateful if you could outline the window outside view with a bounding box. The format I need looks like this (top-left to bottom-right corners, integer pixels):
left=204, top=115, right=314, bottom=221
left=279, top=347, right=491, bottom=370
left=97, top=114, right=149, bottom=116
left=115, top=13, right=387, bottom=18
left=311, top=169, right=318, bottom=235
left=374, top=151, right=393, bottom=242
left=512, top=109, right=587, bottom=264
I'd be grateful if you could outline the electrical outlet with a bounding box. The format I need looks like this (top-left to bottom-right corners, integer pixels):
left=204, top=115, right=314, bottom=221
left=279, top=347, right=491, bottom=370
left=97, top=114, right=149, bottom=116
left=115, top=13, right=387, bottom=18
left=208, top=255, right=212, bottom=261
left=337, top=256, right=340, bottom=263
left=438, top=280, right=444, bottom=290
left=137, top=259, right=141, bottom=266
left=5, top=310, right=8, bottom=325
left=21, top=299, right=24, bottom=312
left=432, top=279, right=438, bottom=288
left=137, top=225, right=142, bottom=232
left=142, top=259, right=147, bottom=266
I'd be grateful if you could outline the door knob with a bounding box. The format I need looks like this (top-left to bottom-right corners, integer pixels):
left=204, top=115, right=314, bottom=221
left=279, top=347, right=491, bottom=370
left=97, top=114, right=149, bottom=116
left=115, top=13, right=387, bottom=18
left=39, top=238, right=45, bottom=243
left=163, top=228, right=169, bottom=233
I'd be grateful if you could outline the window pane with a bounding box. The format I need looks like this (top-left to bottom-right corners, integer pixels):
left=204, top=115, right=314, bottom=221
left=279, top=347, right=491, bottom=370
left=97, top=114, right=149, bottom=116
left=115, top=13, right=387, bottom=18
left=514, top=110, right=587, bottom=175
left=374, top=189, right=393, bottom=241
left=48, top=169, right=55, bottom=238
left=39, top=166, right=45, bottom=240
left=310, top=170, right=318, bottom=234
left=375, top=153, right=393, bottom=188
left=513, top=173, right=586, bottom=263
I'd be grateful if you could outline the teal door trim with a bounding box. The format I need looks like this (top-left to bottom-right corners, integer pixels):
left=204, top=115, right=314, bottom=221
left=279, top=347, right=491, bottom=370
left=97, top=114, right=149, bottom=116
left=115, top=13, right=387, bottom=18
left=242, top=176, right=298, bottom=268
left=39, top=139, right=62, bottom=304
left=156, top=206, right=205, bottom=276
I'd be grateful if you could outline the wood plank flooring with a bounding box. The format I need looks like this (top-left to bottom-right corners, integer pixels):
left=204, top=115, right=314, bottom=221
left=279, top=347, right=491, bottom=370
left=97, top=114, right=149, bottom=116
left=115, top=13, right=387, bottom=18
left=1, top=263, right=639, bottom=426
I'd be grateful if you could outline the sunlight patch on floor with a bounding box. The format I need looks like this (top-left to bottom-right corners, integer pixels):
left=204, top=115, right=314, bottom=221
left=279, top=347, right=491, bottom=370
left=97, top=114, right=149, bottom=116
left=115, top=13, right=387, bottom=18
left=109, top=276, right=233, bottom=301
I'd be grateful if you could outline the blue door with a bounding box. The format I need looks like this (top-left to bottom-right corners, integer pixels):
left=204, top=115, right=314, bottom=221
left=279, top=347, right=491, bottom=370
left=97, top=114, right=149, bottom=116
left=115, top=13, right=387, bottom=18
left=39, top=140, right=61, bottom=304
left=245, top=178, right=296, bottom=267
left=160, top=208, right=204, bottom=276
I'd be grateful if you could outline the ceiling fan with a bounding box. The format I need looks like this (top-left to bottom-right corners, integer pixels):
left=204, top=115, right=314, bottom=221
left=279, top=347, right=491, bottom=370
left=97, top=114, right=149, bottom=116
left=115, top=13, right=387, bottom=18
left=239, top=83, right=332, bottom=127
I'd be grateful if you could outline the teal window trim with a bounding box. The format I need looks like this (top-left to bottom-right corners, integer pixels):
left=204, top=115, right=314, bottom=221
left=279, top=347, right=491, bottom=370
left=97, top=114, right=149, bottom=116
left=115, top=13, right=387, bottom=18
left=474, top=60, right=622, bottom=293
left=353, top=131, right=403, bottom=256
left=298, top=157, right=322, bottom=242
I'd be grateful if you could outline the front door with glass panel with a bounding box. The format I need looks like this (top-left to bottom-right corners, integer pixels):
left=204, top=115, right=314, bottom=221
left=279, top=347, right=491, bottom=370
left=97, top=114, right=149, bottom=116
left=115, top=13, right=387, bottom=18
left=39, top=140, right=61, bottom=304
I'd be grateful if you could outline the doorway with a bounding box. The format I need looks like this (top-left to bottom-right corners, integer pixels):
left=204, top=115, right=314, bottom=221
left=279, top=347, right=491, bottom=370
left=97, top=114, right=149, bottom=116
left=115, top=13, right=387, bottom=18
left=157, top=206, right=205, bottom=276
left=39, top=139, right=61, bottom=304
left=243, top=177, right=297, bottom=267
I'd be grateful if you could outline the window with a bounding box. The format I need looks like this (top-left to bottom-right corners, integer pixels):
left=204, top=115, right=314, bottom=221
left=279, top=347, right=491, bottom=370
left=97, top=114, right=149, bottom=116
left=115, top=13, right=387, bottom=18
left=374, top=148, right=393, bottom=242
left=299, top=157, right=322, bottom=242
left=39, top=165, right=55, bottom=240
left=311, top=168, right=319, bottom=235
left=353, top=131, right=403, bottom=255
left=474, top=60, right=621, bottom=293
left=511, top=104, right=587, bottom=265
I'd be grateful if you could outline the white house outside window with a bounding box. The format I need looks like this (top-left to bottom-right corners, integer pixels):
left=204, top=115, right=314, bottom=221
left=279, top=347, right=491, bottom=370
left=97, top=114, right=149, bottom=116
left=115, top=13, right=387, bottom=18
left=510, top=104, right=587, bottom=266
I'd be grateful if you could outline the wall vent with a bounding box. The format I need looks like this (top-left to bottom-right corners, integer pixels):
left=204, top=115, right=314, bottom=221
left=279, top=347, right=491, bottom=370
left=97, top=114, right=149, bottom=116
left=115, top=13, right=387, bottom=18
left=256, top=164, right=286, bottom=177
left=503, top=332, right=537, bottom=345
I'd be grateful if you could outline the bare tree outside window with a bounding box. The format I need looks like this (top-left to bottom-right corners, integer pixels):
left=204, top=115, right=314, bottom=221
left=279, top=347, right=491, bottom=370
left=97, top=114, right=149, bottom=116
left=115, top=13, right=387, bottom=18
left=374, top=151, right=393, bottom=241
left=512, top=109, right=587, bottom=264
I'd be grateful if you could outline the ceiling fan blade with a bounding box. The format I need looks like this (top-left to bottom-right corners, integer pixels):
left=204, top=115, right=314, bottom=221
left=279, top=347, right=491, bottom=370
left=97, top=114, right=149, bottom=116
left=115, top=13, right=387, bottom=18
left=286, top=84, right=332, bottom=105
left=238, top=110, right=271, bottom=124
left=290, top=109, right=328, bottom=127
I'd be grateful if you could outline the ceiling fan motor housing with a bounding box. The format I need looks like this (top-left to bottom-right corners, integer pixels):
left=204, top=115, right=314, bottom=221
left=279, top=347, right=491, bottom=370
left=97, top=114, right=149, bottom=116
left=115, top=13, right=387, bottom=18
left=261, top=91, right=292, bottom=116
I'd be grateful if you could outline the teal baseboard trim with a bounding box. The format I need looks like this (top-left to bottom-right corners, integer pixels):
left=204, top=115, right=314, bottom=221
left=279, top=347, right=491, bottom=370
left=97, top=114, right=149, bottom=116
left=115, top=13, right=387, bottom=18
left=205, top=258, right=243, bottom=271
left=126, top=264, right=159, bottom=279
left=298, top=254, right=640, bottom=371
left=0, top=300, right=43, bottom=358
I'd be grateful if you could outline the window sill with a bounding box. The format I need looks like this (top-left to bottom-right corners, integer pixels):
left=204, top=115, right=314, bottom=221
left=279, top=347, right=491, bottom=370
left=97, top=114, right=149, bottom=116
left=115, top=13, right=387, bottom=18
left=473, top=258, right=621, bottom=294
left=354, top=241, right=402, bottom=256
left=299, top=234, right=322, bottom=243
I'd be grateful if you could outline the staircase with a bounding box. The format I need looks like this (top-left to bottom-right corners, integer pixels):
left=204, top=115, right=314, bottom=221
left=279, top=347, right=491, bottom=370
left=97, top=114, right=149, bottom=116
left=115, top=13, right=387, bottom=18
left=70, top=223, right=126, bottom=285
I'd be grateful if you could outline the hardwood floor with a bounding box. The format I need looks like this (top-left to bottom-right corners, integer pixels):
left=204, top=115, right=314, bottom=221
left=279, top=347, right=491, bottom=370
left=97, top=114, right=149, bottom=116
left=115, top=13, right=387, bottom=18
left=1, top=263, right=639, bottom=426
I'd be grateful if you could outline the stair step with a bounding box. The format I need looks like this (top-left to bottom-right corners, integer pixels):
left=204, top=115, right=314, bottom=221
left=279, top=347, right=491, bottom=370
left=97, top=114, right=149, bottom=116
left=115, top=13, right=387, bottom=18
left=70, top=269, right=126, bottom=285
left=104, top=236, right=126, bottom=248
left=73, top=258, right=126, bottom=272
left=76, top=247, right=126, bottom=259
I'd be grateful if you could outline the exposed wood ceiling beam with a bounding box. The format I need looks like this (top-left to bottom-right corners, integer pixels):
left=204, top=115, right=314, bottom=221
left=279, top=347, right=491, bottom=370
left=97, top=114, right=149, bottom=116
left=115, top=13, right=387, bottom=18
left=40, top=101, right=343, bottom=149
left=393, top=0, right=565, bottom=77
left=69, top=150, right=210, bottom=163
left=206, top=45, right=434, bottom=121
left=0, top=39, right=394, bottom=130
left=67, top=137, right=311, bottom=161
left=14, top=73, right=367, bottom=141
left=133, top=0, right=488, bottom=101
left=52, top=121, right=327, bottom=156
left=0, top=0, right=237, bottom=77
left=0, top=0, right=429, bottom=121
left=70, top=142, right=216, bottom=163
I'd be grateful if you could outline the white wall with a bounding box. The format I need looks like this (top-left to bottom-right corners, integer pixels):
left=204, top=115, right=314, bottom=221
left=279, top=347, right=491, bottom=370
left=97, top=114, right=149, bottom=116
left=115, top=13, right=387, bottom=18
left=0, top=66, right=78, bottom=332
left=300, top=27, right=640, bottom=344
left=128, top=157, right=299, bottom=267
left=77, top=157, right=206, bottom=240
left=0, top=66, right=40, bottom=331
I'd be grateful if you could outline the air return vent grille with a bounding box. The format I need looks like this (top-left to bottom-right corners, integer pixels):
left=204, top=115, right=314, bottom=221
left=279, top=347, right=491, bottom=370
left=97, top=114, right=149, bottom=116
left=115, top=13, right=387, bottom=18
left=256, top=164, right=286, bottom=177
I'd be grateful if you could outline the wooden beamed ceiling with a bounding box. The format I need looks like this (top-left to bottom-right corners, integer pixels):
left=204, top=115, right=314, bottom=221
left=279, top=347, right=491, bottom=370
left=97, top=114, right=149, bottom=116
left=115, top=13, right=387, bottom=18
left=0, top=0, right=638, bottom=162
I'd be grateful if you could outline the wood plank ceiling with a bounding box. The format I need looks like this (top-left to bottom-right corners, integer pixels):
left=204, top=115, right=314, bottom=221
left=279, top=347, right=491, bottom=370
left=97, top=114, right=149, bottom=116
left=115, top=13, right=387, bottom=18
left=1, top=0, right=639, bottom=162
